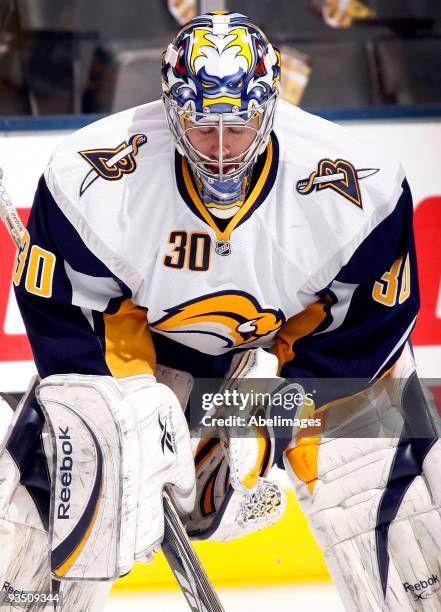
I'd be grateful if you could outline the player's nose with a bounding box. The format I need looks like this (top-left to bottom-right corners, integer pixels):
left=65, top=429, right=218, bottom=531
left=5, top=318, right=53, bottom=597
left=209, top=129, right=231, bottom=159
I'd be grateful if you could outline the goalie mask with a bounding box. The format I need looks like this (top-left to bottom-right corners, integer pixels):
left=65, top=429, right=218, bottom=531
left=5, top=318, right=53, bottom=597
left=161, top=12, right=281, bottom=209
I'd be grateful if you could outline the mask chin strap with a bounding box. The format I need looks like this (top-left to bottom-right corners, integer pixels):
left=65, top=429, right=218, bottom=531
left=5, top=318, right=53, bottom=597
left=196, top=165, right=253, bottom=210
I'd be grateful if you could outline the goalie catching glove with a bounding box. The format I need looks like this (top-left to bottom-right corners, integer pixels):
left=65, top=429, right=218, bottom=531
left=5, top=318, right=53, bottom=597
left=185, top=348, right=291, bottom=541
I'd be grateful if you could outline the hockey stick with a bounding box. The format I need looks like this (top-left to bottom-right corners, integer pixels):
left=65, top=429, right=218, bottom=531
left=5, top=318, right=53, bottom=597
left=0, top=168, right=25, bottom=248
left=0, top=168, right=225, bottom=612
left=162, top=488, right=225, bottom=612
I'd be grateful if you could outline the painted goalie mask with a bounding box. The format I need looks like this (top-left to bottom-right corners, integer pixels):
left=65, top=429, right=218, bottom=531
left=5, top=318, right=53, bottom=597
left=161, top=12, right=281, bottom=208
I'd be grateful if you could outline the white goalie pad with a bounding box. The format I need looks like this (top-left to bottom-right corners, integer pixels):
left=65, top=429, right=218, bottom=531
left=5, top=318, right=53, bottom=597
left=0, top=379, right=36, bottom=511
left=0, top=520, right=112, bottom=612
left=117, top=375, right=196, bottom=561
left=284, top=346, right=441, bottom=611
left=0, top=376, right=46, bottom=532
left=36, top=374, right=140, bottom=581
left=0, top=396, right=13, bottom=447
left=0, top=377, right=116, bottom=610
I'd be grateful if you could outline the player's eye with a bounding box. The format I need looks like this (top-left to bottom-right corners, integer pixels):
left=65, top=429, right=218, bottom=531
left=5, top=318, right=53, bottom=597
left=227, top=126, right=244, bottom=135
left=198, top=126, right=215, bottom=135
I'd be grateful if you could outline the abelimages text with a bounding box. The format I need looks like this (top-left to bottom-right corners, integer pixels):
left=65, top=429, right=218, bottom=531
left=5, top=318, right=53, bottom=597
left=200, top=414, right=322, bottom=429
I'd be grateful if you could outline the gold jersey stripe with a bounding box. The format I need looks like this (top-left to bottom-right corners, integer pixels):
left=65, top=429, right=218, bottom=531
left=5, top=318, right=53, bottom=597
left=103, top=299, right=156, bottom=377
left=270, top=293, right=333, bottom=369
left=285, top=437, right=320, bottom=496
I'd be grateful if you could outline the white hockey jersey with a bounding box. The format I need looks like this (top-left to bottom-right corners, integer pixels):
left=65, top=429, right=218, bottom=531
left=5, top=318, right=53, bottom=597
left=14, top=99, right=419, bottom=403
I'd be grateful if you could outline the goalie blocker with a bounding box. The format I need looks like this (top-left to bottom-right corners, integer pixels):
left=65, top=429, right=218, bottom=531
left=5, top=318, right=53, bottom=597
left=0, top=373, right=196, bottom=611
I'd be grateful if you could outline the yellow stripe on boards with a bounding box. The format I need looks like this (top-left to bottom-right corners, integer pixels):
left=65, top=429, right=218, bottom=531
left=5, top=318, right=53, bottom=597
left=104, top=299, right=156, bottom=377
left=112, top=491, right=330, bottom=591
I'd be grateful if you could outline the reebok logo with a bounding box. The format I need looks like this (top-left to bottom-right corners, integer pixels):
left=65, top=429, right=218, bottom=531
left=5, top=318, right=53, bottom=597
left=403, top=574, right=440, bottom=601
left=2, top=581, right=25, bottom=608
left=57, top=426, right=73, bottom=520
left=158, top=412, right=177, bottom=455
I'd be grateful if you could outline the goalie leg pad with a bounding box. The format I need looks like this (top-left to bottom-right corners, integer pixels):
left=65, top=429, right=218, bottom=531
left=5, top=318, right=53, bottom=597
left=0, top=376, right=120, bottom=606
left=284, top=371, right=441, bottom=611
left=0, top=519, right=112, bottom=611
left=0, top=376, right=48, bottom=531
left=0, top=520, right=49, bottom=604
left=38, top=373, right=196, bottom=578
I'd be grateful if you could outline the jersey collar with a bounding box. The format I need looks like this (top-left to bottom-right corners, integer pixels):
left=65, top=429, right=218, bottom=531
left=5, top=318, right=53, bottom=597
left=175, top=133, right=279, bottom=242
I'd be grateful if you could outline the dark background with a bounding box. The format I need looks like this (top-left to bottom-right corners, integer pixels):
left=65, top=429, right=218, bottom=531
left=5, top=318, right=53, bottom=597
left=0, top=0, right=440, bottom=117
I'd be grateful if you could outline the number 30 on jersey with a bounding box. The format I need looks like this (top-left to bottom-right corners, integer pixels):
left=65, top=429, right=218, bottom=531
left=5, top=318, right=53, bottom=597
left=372, top=254, right=411, bottom=307
left=12, top=229, right=56, bottom=298
left=164, top=231, right=211, bottom=272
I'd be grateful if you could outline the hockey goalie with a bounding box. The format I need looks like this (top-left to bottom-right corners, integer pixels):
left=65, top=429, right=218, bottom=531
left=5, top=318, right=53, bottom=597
left=1, top=9, right=440, bottom=612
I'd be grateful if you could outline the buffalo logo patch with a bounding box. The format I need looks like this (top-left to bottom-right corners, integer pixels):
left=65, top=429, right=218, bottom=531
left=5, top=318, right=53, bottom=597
left=296, top=159, right=378, bottom=208
left=79, top=133, right=147, bottom=196
left=151, top=291, right=285, bottom=352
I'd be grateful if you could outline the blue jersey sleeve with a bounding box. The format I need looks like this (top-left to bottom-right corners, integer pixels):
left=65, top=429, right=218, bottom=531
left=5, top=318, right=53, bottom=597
left=270, top=178, right=420, bottom=405
left=13, top=175, right=155, bottom=379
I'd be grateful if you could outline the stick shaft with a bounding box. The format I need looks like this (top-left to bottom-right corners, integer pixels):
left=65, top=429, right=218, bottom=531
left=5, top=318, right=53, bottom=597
left=0, top=170, right=25, bottom=248
left=162, top=489, right=225, bottom=612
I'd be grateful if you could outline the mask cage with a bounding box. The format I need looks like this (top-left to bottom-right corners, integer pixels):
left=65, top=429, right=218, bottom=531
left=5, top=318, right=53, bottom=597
left=163, top=91, right=279, bottom=183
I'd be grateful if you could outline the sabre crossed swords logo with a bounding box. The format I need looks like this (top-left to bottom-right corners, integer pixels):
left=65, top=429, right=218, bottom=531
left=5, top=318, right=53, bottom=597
left=79, top=133, right=148, bottom=196
left=296, top=158, right=379, bottom=209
